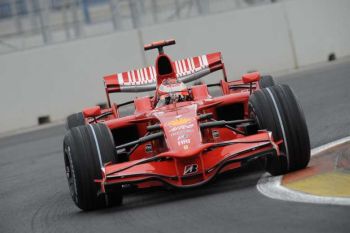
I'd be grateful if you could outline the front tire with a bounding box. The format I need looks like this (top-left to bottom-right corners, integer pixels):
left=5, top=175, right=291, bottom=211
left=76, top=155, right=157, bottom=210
left=63, top=123, right=123, bottom=210
left=66, top=112, right=85, bottom=130
left=258, top=75, right=275, bottom=88
left=249, top=84, right=310, bottom=175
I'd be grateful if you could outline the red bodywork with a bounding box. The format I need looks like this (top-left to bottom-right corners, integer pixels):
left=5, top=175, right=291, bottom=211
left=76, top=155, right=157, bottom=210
left=83, top=40, right=280, bottom=191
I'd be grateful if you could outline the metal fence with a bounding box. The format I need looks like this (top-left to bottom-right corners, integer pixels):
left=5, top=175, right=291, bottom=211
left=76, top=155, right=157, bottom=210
left=0, top=0, right=276, bottom=54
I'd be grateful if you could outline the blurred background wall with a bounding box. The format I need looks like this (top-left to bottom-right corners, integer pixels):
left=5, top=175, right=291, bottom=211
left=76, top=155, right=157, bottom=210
left=0, top=0, right=275, bottom=53
left=0, top=0, right=349, bottom=132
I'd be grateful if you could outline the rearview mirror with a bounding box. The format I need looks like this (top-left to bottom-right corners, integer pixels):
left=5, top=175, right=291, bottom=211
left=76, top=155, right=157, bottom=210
left=242, top=72, right=260, bottom=84
left=83, top=106, right=101, bottom=118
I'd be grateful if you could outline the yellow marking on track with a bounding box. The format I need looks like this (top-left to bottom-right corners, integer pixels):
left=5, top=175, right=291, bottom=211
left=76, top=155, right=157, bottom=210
left=284, top=171, right=350, bottom=197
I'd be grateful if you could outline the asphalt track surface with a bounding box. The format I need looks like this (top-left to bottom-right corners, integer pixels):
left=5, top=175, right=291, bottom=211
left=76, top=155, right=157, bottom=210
left=1, top=59, right=350, bottom=233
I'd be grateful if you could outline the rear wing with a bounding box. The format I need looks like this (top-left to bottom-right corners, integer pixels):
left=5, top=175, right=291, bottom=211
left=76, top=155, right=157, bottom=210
left=103, top=52, right=225, bottom=94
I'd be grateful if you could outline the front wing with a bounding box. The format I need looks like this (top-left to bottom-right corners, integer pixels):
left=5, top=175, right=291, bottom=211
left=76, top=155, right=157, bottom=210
left=96, top=132, right=279, bottom=191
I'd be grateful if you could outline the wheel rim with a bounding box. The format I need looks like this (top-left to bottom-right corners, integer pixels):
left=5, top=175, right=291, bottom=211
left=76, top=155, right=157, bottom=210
left=64, top=144, right=78, bottom=203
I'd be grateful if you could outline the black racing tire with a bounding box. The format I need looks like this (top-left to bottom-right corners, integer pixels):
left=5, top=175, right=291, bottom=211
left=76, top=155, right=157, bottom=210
left=259, top=75, right=275, bottom=88
left=63, top=123, right=123, bottom=211
left=66, top=112, right=85, bottom=130
left=249, top=84, right=310, bottom=175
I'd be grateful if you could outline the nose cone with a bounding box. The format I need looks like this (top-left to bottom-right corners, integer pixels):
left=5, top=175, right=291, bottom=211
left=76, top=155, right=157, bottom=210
left=153, top=105, right=201, bottom=155
left=163, top=117, right=201, bottom=153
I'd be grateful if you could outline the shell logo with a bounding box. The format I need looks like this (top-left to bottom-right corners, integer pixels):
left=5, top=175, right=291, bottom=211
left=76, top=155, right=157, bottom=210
left=167, top=118, right=191, bottom=126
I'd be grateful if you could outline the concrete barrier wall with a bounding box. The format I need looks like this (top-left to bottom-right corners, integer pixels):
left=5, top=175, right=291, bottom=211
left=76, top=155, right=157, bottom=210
left=285, top=0, right=350, bottom=67
left=0, top=31, right=144, bottom=132
left=0, top=0, right=349, bottom=133
left=141, top=3, right=295, bottom=81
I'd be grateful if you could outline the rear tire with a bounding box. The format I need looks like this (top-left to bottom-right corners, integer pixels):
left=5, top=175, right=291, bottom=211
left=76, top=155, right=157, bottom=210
left=63, top=123, right=123, bottom=210
left=249, top=84, right=310, bottom=175
left=259, top=75, right=275, bottom=88
left=66, top=112, right=85, bottom=130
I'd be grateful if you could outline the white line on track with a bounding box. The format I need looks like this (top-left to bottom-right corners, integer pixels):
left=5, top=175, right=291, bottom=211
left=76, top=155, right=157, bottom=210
left=257, top=136, right=350, bottom=206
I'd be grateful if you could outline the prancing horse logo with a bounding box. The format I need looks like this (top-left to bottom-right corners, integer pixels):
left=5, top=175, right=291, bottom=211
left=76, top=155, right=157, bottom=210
left=183, top=164, right=198, bottom=175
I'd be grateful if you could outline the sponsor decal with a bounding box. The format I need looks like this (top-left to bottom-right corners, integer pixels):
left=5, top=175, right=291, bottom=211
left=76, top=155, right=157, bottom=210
left=169, top=123, right=194, bottom=133
left=177, top=134, right=188, bottom=140
left=184, top=164, right=198, bottom=175
left=170, top=129, right=193, bottom=137
left=178, top=139, right=191, bottom=146
left=167, top=118, right=191, bottom=127
left=176, top=135, right=191, bottom=148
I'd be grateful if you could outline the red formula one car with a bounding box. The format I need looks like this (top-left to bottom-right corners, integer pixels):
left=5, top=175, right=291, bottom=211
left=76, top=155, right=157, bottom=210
left=63, top=39, right=310, bottom=210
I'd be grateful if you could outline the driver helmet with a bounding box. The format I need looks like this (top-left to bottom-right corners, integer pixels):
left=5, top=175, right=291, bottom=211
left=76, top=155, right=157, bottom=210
left=157, top=78, right=189, bottom=106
